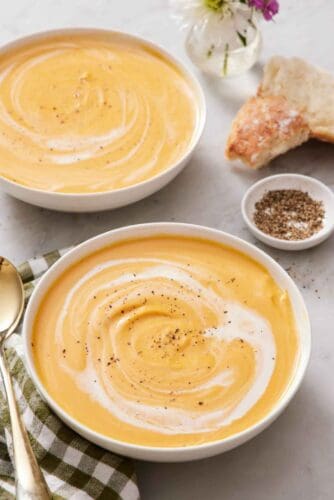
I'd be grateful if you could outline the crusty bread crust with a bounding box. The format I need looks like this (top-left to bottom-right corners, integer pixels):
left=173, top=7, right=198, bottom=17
left=258, top=56, right=334, bottom=143
left=225, top=95, right=310, bottom=169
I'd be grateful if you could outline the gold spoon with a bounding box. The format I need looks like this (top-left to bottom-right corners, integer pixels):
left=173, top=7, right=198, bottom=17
left=0, top=257, right=50, bottom=499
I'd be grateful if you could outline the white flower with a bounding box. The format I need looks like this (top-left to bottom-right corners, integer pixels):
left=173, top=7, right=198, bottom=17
left=169, top=0, right=236, bottom=30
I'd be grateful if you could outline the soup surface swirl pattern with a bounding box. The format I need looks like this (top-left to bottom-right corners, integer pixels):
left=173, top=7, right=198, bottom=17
left=32, top=235, right=299, bottom=447
left=0, top=33, right=198, bottom=193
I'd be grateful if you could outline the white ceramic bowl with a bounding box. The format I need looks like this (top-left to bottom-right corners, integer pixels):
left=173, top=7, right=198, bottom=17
left=23, top=223, right=311, bottom=462
left=242, top=174, right=334, bottom=251
left=0, top=29, right=206, bottom=213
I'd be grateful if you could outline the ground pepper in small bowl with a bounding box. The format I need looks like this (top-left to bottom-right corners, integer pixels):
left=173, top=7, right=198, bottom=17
left=253, top=189, right=325, bottom=241
left=242, top=174, right=334, bottom=250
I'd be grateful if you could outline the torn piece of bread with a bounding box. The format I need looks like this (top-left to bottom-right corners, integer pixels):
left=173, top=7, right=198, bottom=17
left=258, top=56, right=334, bottom=142
left=225, top=95, right=310, bottom=169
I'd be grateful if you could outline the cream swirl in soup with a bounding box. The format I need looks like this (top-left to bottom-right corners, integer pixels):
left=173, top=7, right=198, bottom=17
left=32, top=236, right=299, bottom=447
left=0, top=32, right=198, bottom=193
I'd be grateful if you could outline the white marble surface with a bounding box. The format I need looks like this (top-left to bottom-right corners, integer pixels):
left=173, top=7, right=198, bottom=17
left=1, top=1, right=334, bottom=499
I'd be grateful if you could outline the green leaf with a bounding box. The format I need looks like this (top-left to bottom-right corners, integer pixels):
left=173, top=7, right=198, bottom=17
left=237, top=31, right=247, bottom=46
left=207, top=44, right=215, bottom=58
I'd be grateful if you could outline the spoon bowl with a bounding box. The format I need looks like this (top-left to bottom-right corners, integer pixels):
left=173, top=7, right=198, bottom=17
left=0, top=257, right=24, bottom=339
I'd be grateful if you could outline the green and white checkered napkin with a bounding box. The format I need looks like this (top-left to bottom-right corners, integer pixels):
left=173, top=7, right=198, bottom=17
left=0, top=249, right=140, bottom=499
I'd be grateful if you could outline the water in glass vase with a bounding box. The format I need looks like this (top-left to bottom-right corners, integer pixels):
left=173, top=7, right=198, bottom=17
left=185, top=5, right=261, bottom=78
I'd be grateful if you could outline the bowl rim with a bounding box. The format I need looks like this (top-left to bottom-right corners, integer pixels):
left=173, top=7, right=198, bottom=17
left=241, top=173, right=334, bottom=250
left=22, top=222, right=311, bottom=458
left=0, top=27, right=206, bottom=199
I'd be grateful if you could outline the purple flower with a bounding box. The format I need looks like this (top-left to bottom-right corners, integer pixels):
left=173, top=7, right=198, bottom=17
left=248, top=0, right=279, bottom=21
left=263, top=0, right=279, bottom=20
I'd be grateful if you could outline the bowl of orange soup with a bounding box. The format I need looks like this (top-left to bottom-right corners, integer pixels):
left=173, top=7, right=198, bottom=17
left=23, top=223, right=311, bottom=461
left=0, top=29, right=205, bottom=212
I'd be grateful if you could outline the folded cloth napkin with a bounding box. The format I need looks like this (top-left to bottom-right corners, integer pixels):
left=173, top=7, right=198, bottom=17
left=0, top=250, right=140, bottom=500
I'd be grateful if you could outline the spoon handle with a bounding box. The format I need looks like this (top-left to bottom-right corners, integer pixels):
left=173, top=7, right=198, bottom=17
left=0, top=349, right=51, bottom=499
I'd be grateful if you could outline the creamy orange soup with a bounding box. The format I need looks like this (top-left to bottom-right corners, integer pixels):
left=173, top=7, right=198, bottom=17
left=32, top=236, right=299, bottom=447
left=0, top=32, right=198, bottom=193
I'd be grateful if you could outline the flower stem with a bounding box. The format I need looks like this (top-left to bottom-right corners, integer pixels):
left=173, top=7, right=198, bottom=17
left=223, top=43, right=229, bottom=76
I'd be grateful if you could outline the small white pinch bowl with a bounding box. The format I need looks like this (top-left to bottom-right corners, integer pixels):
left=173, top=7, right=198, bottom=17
left=242, top=174, right=334, bottom=251
left=23, top=223, right=311, bottom=462
left=0, top=29, right=206, bottom=213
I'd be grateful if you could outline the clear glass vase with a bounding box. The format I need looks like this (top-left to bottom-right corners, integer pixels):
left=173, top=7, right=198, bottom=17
left=185, top=5, right=262, bottom=78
